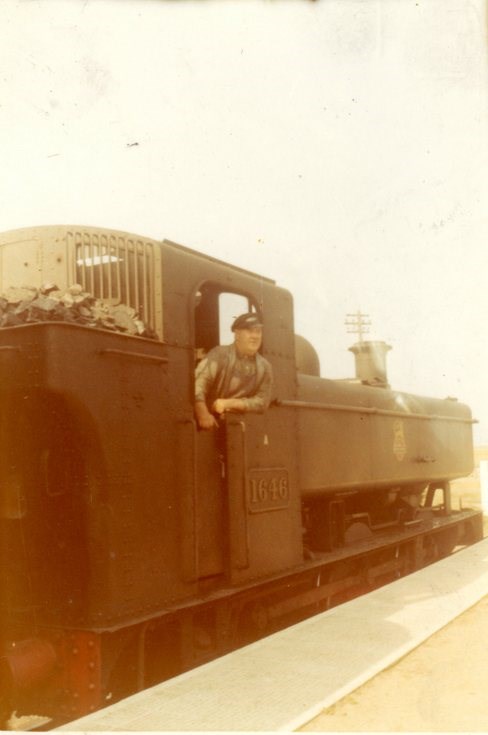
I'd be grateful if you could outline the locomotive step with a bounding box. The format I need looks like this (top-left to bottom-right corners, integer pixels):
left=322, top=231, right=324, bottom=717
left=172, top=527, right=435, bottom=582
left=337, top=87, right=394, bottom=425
left=56, top=535, right=488, bottom=732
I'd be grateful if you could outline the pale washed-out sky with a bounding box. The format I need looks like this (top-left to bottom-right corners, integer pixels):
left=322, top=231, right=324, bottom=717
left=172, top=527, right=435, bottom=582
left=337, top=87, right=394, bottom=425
left=1, top=0, right=487, bottom=442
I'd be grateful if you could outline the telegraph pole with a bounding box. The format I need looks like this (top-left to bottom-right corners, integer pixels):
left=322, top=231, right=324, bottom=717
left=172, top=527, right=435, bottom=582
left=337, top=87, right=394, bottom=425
left=344, top=310, right=371, bottom=344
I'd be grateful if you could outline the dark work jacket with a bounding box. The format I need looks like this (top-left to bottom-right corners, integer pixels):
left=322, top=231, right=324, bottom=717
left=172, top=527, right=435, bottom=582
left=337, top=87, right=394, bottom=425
left=194, top=343, right=273, bottom=412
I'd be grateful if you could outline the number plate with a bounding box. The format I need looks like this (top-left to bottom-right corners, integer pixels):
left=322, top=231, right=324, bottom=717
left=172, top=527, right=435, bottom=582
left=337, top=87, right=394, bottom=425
left=247, top=468, right=290, bottom=513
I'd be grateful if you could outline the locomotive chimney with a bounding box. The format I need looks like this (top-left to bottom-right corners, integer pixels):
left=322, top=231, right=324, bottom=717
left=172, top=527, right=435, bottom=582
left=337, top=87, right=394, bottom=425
left=349, top=340, right=391, bottom=388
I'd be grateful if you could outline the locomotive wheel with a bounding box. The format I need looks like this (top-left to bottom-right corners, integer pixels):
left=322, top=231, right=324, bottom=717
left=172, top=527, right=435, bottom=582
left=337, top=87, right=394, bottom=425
left=236, top=601, right=269, bottom=645
left=344, top=521, right=373, bottom=545
left=0, top=687, right=12, bottom=732
left=105, top=632, right=141, bottom=704
left=433, top=527, right=459, bottom=559
left=323, top=560, right=360, bottom=609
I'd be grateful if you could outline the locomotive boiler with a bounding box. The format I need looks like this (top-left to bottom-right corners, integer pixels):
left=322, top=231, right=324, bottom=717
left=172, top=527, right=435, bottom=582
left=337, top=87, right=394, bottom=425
left=0, top=225, right=482, bottom=727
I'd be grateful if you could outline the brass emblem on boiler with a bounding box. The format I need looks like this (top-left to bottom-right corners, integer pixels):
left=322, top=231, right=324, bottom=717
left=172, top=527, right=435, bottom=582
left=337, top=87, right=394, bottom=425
left=393, top=419, right=407, bottom=461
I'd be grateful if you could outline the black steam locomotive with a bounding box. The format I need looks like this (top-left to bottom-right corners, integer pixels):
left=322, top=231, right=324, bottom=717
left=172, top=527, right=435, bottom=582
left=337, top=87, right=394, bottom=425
left=0, top=225, right=482, bottom=726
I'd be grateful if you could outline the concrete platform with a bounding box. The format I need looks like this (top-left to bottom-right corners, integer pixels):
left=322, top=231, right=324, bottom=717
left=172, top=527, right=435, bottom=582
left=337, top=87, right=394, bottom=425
left=58, top=537, right=488, bottom=732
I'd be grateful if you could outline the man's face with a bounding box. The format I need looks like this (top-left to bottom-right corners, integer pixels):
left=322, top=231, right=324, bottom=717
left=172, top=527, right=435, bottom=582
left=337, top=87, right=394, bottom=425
left=234, top=326, right=263, bottom=356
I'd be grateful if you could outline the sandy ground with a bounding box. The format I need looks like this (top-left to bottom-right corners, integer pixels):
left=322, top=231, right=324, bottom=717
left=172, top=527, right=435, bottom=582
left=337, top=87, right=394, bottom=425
left=299, top=447, right=488, bottom=732
left=299, top=594, right=488, bottom=732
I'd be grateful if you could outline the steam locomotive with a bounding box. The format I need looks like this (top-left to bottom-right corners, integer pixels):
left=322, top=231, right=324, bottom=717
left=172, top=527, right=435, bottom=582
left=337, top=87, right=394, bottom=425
left=0, top=225, right=482, bottom=727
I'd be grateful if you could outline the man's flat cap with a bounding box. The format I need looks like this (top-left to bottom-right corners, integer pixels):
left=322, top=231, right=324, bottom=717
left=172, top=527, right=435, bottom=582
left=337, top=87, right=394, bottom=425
left=231, top=312, right=263, bottom=331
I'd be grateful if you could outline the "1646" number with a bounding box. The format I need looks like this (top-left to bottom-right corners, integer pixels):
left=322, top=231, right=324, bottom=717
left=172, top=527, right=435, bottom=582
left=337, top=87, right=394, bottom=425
left=248, top=469, right=289, bottom=513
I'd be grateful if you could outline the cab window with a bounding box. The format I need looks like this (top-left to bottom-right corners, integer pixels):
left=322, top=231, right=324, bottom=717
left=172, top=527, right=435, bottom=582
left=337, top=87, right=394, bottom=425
left=218, top=292, right=250, bottom=345
left=194, top=283, right=257, bottom=358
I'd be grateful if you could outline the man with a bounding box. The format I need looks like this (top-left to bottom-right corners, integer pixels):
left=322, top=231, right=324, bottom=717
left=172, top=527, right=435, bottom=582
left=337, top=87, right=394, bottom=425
left=194, top=312, right=273, bottom=430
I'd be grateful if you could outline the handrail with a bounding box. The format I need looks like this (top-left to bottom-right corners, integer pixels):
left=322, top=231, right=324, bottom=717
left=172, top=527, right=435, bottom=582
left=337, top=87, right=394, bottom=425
left=275, top=399, right=476, bottom=424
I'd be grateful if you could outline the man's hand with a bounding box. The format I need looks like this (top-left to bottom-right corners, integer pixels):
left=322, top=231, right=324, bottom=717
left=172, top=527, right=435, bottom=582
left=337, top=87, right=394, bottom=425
left=212, top=398, right=246, bottom=415
left=195, top=401, right=219, bottom=430
left=199, top=415, right=219, bottom=430
left=212, top=399, right=228, bottom=415
left=195, top=397, right=248, bottom=430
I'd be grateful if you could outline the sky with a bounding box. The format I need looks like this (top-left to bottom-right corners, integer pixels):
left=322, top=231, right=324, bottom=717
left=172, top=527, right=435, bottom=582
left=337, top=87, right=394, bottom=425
left=1, top=0, right=487, bottom=442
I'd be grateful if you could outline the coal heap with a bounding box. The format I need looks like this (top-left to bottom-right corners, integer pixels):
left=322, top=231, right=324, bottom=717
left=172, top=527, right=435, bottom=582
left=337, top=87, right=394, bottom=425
left=0, top=284, right=158, bottom=339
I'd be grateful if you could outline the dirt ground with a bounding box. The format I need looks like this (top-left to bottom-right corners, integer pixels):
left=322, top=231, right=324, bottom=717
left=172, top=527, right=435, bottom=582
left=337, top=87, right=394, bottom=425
left=299, top=595, right=488, bottom=732
left=299, top=447, right=488, bottom=732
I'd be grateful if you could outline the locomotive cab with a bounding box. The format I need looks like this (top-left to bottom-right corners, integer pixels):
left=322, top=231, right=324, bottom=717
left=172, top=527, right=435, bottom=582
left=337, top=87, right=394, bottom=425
left=160, top=239, right=304, bottom=586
